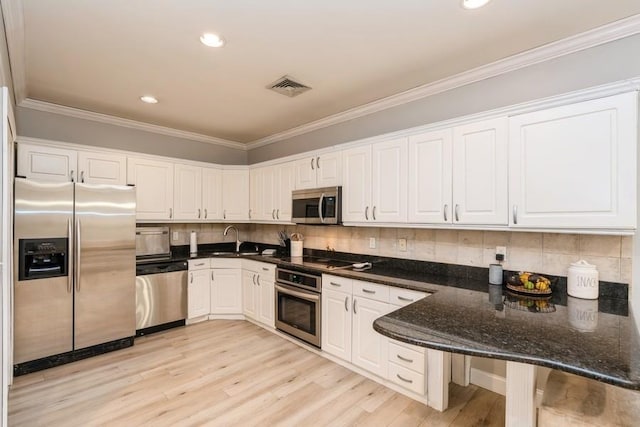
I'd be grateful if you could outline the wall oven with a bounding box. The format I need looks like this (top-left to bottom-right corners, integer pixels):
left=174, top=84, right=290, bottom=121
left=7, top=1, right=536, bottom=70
left=291, top=186, right=342, bottom=225
left=275, top=267, right=322, bottom=347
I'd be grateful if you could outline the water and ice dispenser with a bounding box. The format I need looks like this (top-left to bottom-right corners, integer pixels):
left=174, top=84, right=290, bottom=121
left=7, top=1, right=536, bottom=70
left=18, top=238, right=68, bottom=281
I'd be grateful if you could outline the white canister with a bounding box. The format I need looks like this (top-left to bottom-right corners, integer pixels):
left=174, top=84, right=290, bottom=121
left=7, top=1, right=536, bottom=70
left=567, top=260, right=599, bottom=299
left=291, top=241, right=303, bottom=258
left=190, top=231, right=198, bottom=256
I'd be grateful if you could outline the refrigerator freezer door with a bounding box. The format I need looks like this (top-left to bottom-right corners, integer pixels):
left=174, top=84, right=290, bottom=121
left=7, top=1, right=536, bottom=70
left=13, top=179, right=74, bottom=363
left=74, top=184, right=136, bottom=349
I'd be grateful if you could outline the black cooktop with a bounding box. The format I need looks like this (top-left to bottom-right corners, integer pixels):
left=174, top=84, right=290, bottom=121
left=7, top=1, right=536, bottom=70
left=277, top=255, right=353, bottom=270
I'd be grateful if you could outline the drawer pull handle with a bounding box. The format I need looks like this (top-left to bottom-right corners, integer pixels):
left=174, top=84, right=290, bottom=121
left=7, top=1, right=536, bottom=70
left=262, top=267, right=269, bottom=271
left=330, top=282, right=341, bottom=287
left=397, top=296, right=414, bottom=302
left=362, top=289, right=375, bottom=294
left=195, top=262, right=205, bottom=266
left=397, top=354, right=414, bottom=363
left=396, top=374, right=413, bottom=384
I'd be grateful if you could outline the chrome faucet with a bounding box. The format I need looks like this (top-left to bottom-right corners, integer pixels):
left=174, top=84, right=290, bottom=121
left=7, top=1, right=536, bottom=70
left=223, top=225, right=241, bottom=252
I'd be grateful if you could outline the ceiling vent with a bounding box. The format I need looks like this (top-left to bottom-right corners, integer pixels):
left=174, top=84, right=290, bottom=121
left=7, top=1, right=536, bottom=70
left=267, top=75, right=311, bottom=97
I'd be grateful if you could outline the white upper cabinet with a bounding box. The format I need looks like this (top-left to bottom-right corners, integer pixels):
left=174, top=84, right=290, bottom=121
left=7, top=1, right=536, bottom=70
left=452, top=117, right=509, bottom=225
left=202, top=167, right=223, bottom=221
left=295, top=150, right=342, bottom=190
left=509, top=92, right=637, bottom=230
left=17, top=143, right=77, bottom=182
left=18, top=143, right=126, bottom=185
left=342, top=145, right=371, bottom=222
left=173, top=164, right=203, bottom=220
left=77, top=151, right=127, bottom=185
left=343, top=138, right=407, bottom=223
left=276, top=161, right=296, bottom=222
left=222, top=169, right=250, bottom=221
left=371, top=138, right=408, bottom=223
left=127, top=157, right=174, bottom=221
left=249, top=161, right=296, bottom=223
left=408, top=129, right=453, bottom=224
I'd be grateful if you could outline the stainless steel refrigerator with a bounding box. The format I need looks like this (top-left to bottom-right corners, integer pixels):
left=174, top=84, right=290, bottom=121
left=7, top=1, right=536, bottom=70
left=13, top=178, right=136, bottom=364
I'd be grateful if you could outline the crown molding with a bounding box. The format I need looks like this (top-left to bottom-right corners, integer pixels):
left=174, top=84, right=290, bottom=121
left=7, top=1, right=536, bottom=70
left=19, top=98, right=248, bottom=150
left=1, top=0, right=26, bottom=105
left=246, top=14, right=640, bottom=149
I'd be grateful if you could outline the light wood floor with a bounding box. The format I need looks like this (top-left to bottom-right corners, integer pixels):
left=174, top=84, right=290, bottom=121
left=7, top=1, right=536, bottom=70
left=9, top=320, right=505, bottom=426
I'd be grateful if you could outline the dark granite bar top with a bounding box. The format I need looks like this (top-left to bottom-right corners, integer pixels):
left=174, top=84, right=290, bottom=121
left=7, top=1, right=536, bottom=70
left=373, top=282, right=640, bottom=391
left=169, top=243, right=638, bottom=389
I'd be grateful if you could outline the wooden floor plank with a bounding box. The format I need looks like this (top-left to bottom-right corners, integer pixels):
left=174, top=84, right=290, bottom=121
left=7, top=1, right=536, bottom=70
left=8, top=320, right=505, bottom=426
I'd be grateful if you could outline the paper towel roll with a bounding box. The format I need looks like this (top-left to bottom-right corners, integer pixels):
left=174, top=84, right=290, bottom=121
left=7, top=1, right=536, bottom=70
left=190, top=231, right=198, bottom=255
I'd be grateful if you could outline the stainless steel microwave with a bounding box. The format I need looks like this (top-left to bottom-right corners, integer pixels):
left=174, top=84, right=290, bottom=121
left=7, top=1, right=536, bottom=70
left=291, top=186, right=342, bottom=225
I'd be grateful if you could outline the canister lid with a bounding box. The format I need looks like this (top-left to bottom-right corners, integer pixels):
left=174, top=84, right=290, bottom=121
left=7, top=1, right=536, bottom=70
left=570, top=259, right=596, bottom=269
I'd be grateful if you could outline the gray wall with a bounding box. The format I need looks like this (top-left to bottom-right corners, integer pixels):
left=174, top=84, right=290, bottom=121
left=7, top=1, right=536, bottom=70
left=16, top=107, right=247, bottom=165
left=0, top=8, right=15, bottom=109
left=248, top=34, right=640, bottom=163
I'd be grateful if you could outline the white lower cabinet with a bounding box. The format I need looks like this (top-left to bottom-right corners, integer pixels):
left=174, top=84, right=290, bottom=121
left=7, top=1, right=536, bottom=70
left=242, top=261, right=276, bottom=328
left=187, top=266, right=211, bottom=319
left=210, top=266, right=242, bottom=315
left=322, top=275, right=393, bottom=378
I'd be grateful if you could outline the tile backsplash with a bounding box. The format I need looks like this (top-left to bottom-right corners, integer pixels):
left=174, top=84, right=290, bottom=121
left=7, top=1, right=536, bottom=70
left=248, top=224, right=632, bottom=283
left=159, top=222, right=631, bottom=283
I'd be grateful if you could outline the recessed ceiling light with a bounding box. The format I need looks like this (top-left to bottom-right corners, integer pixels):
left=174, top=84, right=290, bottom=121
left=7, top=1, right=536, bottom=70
left=200, top=33, right=225, bottom=48
left=140, top=95, right=158, bottom=104
left=462, top=0, right=491, bottom=9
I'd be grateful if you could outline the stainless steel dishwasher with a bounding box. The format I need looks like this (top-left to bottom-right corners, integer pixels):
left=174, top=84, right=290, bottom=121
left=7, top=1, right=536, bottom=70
left=135, top=226, right=187, bottom=334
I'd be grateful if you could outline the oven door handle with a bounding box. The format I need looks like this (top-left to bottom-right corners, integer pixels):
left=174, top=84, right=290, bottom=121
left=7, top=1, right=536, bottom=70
left=275, top=284, right=320, bottom=302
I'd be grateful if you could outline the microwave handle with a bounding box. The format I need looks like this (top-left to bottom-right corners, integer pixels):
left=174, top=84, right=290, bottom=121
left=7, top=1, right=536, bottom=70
left=319, top=193, right=325, bottom=224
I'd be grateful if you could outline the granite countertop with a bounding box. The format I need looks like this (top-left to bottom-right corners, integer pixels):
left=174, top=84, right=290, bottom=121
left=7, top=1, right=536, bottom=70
left=373, top=281, right=640, bottom=391
left=169, top=243, right=639, bottom=389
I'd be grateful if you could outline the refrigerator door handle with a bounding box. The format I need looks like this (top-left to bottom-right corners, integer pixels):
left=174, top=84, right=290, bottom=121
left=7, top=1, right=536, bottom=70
left=75, top=219, right=81, bottom=292
left=67, top=219, right=73, bottom=293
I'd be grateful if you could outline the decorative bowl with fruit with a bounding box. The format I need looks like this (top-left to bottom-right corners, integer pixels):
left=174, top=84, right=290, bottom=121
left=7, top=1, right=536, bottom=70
left=506, top=272, right=553, bottom=295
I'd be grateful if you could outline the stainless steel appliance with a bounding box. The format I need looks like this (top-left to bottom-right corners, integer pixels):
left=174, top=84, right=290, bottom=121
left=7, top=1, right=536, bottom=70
left=135, top=226, right=187, bottom=333
left=14, top=178, right=136, bottom=365
left=291, top=186, right=342, bottom=225
left=275, top=266, right=322, bottom=347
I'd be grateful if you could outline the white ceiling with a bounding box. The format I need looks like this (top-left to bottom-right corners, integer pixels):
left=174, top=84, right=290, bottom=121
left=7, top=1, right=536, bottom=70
left=12, top=1, right=640, bottom=144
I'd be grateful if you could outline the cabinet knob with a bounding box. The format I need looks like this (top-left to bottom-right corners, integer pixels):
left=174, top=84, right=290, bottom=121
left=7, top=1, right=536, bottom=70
left=454, top=204, right=460, bottom=222
left=353, top=298, right=357, bottom=314
left=190, top=273, right=193, bottom=283
left=311, top=157, right=315, bottom=170
left=80, top=171, right=85, bottom=183
left=223, top=210, right=226, bottom=220
left=198, top=208, right=201, bottom=218
left=204, top=209, right=208, bottom=219
left=444, top=204, right=448, bottom=222
left=344, top=296, right=349, bottom=312
left=513, top=205, right=518, bottom=224
left=365, top=206, right=369, bottom=221
left=316, top=156, right=320, bottom=169
left=372, top=206, right=377, bottom=221
left=70, top=170, right=75, bottom=182
left=276, top=209, right=280, bottom=220
left=169, top=208, right=173, bottom=219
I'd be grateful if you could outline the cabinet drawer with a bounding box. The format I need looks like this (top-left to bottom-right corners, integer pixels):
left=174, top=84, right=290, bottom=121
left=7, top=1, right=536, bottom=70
left=256, top=262, right=276, bottom=280
left=389, top=287, right=428, bottom=307
left=322, top=274, right=353, bottom=293
left=389, top=341, right=425, bottom=373
left=389, top=362, right=426, bottom=395
left=188, top=259, right=210, bottom=270
left=210, top=258, right=243, bottom=269
left=353, top=280, right=389, bottom=303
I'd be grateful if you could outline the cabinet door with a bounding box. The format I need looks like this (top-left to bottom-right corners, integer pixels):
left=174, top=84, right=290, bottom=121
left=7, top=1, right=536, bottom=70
left=188, top=269, right=210, bottom=319
left=371, top=138, right=408, bottom=223
left=509, top=92, right=637, bottom=229
left=127, top=157, right=174, bottom=220
left=17, top=143, right=77, bottom=182
left=77, top=151, right=127, bottom=185
left=174, top=164, right=202, bottom=220
left=249, top=168, right=262, bottom=221
left=342, top=146, right=371, bottom=222
left=210, top=269, right=242, bottom=314
left=316, top=151, right=342, bottom=187
left=222, top=169, right=250, bottom=220
left=242, top=270, right=257, bottom=320
left=321, top=288, right=352, bottom=362
left=295, top=156, right=317, bottom=190
left=257, top=276, right=275, bottom=328
left=202, top=167, right=223, bottom=221
left=276, top=162, right=296, bottom=222
left=352, top=296, right=391, bottom=378
left=452, top=118, right=508, bottom=225
left=408, top=129, right=453, bottom=224
left=260, top=166, right=277, bottom=221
